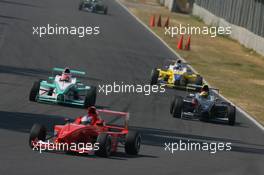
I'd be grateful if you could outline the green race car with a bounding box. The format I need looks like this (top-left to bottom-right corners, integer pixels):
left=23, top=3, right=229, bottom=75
left=29, top=67, right=96, bottom=108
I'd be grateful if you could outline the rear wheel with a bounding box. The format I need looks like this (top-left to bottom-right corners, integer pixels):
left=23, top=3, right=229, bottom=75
left=29, top=124, right=46, bottom=148
left=95, top=133, right=112, bottom=157
left=150, top=68, right=159, bottom=85
left=170, top=99, right=175, bottom=114
left=29, top=80, right=40, bottom=102
left=227, top=105, right=236, bottom=126
left=104, top=7, right=108, bottom=15
left=78, top=2, right=83, bottom=10
left=84, top=86, right=97, bottom=108
left=125, top=131, right=141, bottom=155
left=172, top=96, right=183, bottom=118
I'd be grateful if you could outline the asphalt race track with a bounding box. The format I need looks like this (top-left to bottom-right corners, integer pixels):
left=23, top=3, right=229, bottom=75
left=0, top=0, right=263, bottom=174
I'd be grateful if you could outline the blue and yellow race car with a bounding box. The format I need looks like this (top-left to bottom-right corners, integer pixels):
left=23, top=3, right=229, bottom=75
left=29, top=67, right=96, bottom=108
left=150, top=60, right=203, bottom=91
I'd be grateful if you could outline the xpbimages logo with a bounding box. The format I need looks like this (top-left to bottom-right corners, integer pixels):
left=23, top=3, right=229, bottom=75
left=32, top=24, right=100, bottom=38
left=32, top=140, right=100, bottom=153
left=98, top=82, right=166, bottom=95
left=165, top=24, right=232, bottom=38
left=164, top=140, right=232, bottom=154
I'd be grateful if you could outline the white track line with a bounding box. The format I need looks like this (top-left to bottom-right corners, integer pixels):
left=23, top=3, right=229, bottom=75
left=116, top=0, right=264, bottom=131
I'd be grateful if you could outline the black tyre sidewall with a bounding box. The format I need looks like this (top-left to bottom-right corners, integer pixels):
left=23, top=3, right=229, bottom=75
left=84, top=86, right=97, bottom=108
left=170, top=99, right=175, bottom=114
left=104, top=7, right=108, bottom=14
left=227, top=105, right=236, bottom=125
left=150, top=68, right=159, bottom=85
left=29, top=124, right=46, bottom=148
left=125, top=131, right=141, bottom=155
left=95, top=133, right=112, bottom=157
left=172, top=96, right=183, bottom=118
left=29, top=81, right=40, bottom=102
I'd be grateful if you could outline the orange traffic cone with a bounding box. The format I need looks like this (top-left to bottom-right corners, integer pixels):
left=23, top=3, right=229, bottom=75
left=177, top=35, right=184, bottom=50
left=184, top=36, right=191, bottom=50
left=157, top=15, right=162, bottom=27
left=164, top=17, right=170, bottom=28
left=150, top=15, right=155, bottom=27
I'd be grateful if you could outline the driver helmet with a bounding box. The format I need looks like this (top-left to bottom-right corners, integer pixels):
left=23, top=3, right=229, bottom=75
left=63, top=67, right=71, bottom=74
left=173, top=60, right=182, bottom=70
left=176, top=59, right=182, bottom=64
left=200, top=85, right=209, bottom=98
left=61, top=67, right=71, bottom=81
left=87, top=106, right=98, bottom=116
left=201, top=84, right=209, bottom=92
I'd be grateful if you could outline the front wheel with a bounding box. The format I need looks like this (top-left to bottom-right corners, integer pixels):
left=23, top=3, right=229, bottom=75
left=170, top=98, right=175, bottom=114
left=150, top=68, right=159, bottom=85
left=227, top=105, right=236, bottom=126
left=125, top=131, right=141, bottom=155
left=78, top=3, right=83, bottom=10
left=29, top=80, right=41, bottom=102
left=29, top=124, right=46, bottom=148
left=95, top=133, right=112, bottom=157
left=172, top=96, right=183, bottom=118
left=84, top=86, right=97, bottom=108
left=104, top=7, right=108, bottom=15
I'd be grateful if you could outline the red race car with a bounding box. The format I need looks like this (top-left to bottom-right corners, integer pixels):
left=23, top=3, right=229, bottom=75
left=29, top=109, right=141, bottom=157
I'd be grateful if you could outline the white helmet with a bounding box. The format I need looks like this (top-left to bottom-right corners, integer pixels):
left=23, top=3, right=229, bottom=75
left=81, top=115, right=91, bottom=124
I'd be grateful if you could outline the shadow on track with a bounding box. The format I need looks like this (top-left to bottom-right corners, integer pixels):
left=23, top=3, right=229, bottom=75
left=0, top=14, right=28, bottom=21
left=0, top=111, right=65, bottom=133
left=40, top=148, right=157, bottom=161
left=0, top=0, right=42, bottom=8
left=0, top=65, right=50, bottom=78
left=0, top=22, right=9, bottom=25
left=179, top=116, right=246, bottom=128
left=131, top=126, right=264, bottom=155
left=0, top=64, right=103, bottom=82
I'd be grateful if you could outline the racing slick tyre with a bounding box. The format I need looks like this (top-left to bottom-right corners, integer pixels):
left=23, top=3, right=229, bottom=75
left=84, top=86, right=97, bottom=108
left=95, top=133, right=112, bottom=157
left=29, top=80, right=40, bottom=102
left=195, top=75, right=203, bottom=86
left=170, top=98, right=176, bottom=114
left=29, top=124, right=46, bottom=148
left=150, top=68, right=159, bottom=85
left=172, top=96, right=183, bottom=118
left=104, top=7, right=108, bottom=15
left=78, top=2, right=83, bottom=10
left=227, top=105, right=236, bottom=126
left=125, top=131, right=141, bottom=155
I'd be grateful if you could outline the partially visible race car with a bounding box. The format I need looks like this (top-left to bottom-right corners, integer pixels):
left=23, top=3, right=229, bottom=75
left=79, top=0, right=108, bottom=15
left=29, top=67, right=96, bottom=108
left=150, top=60, right=203, bottom=91
left=170, top=85, right=236, bottom=125
left=29, top=109, right=141, bottom=157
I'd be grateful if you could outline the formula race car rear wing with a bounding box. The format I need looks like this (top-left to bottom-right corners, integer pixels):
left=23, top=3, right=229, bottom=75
left=97, top=109, right=129, bottom=129
left=52, top=67, right=86, bottom=76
